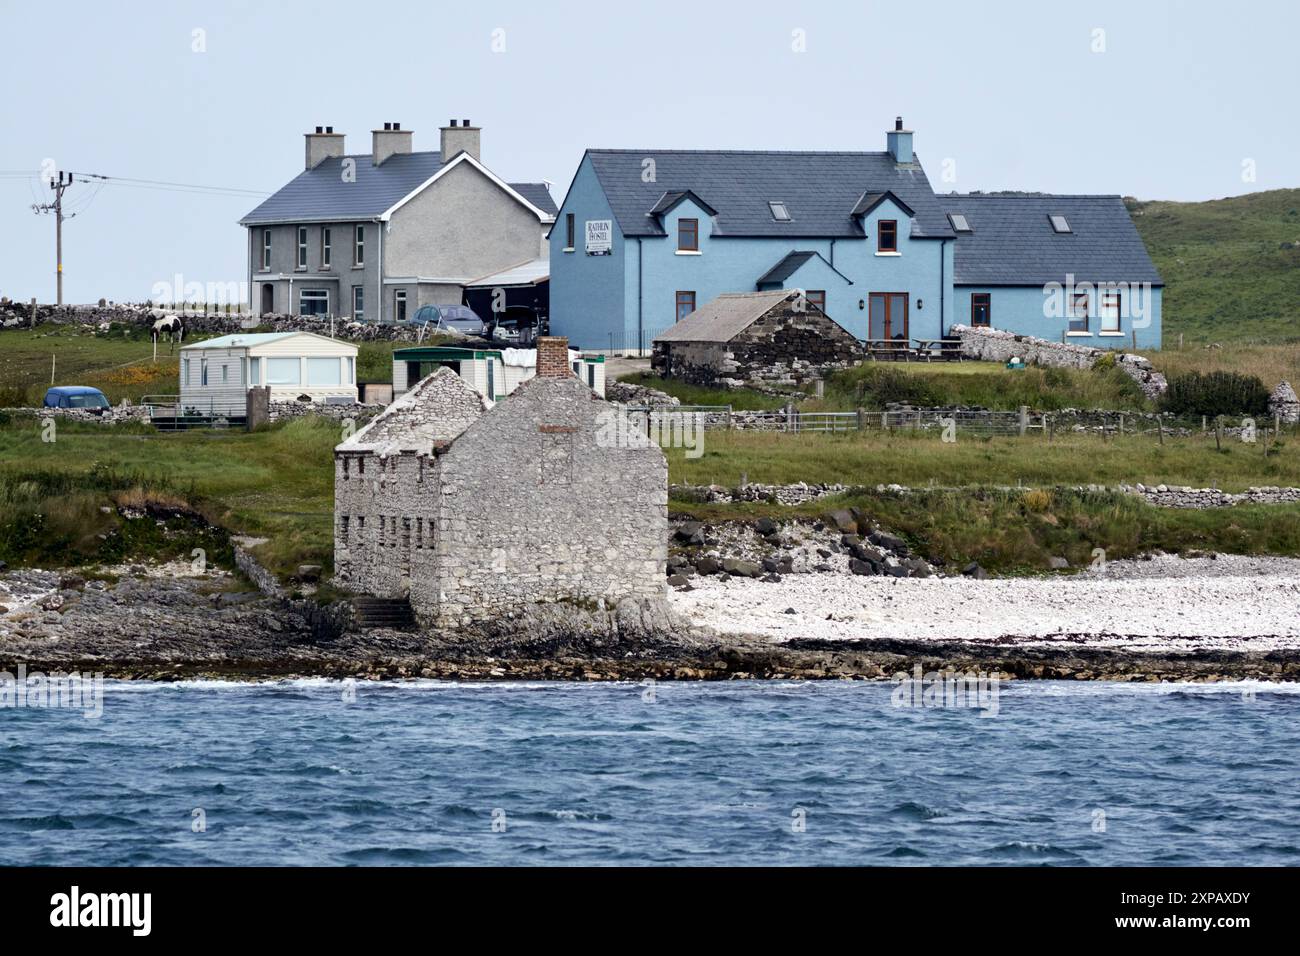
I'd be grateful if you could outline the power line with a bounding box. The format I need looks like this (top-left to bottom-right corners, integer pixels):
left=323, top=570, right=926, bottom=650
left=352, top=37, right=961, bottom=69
left=70, top=170, right=269, bottom=198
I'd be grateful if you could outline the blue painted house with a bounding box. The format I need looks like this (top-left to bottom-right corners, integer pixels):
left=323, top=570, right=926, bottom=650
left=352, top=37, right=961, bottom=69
left=549, top=118, right=1162, bottom=353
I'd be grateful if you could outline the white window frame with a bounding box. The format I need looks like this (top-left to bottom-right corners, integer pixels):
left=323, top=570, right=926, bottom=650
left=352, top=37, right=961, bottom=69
left=261, top=229, right=271, bottom=270
left=264, top=357, right=301, bottom=386
left=354, top=224, right=365, bottom=266
left=299, top=288, right=330, bottom=316
left=297, top=226, right=308, bottom=269
left=1100, top=292, right=1122, bottom=333
left=346, top=356, right=354, bottom=384
left=352, top=285, right=365, bottom=320
left=768, top=201, right=791, bottom=222
left=321, top=226, right=331, bottom=268
left=248, top=356, right=260, bottom=385
left=200, top=355, right=208, bottom=386
left=394, top=289, right=407, bottom=323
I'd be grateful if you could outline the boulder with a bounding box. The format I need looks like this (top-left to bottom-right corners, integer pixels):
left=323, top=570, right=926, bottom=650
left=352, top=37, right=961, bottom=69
left=1047, top=556, right=1070, bottom=570
left=962, top=562, right=989, bottom=580
left=869, top=530, right=909, bottom=556
left=675, top=521, right=705, bottom=545
left=753, top=517, right=779, bottom=536
left=849, top=559, right=877, bottom=576
left=721, top=558, right=763, bottom=579
left=296, top=564, right=322, bottom=583
left=826, top=508, right=858, bottom=534
left=694, top=556, right=722, bottom=576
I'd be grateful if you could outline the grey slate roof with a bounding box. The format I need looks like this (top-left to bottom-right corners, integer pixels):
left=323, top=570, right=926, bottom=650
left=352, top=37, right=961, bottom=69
left=654, top=289, right=798, bottom=343
left=585, top=150, right=955, bottom=240
left=756, top=251, right=818, bottom=285
left=241, top=151, right=556, bottom=225
left=939, top=194, right=1164, bottom=286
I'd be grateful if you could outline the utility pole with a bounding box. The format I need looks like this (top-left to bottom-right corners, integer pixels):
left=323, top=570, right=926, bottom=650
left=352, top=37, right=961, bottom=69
left=32, top=171, right=76, bottom=305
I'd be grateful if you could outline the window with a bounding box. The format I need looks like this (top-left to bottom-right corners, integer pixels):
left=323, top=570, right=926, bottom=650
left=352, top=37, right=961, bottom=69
left=948, top=213, right=972, bottom=232
left=261, top=229, right=271, bottom=270
left=805, top=290, right=826, bottom=313
left=248, top=357, right=260, bottom=385
left=297, top=226, right=308, bottom=269
left=352, top=285, right=364, bottom=320
left=1069, top=293, right=1089, bottom=333
left=971, top=293, right=991, bottom=327
left=222, top=364, right=229, bottom=384
left=299, top=289, right=329, bottom=316
left=586, top=363, right=596, bottom=389
left=677, top=218, right=699, bottom=252
left=321, top=227, right=332, bottom=268
left=1100, top=292, right=1122, bottom=333
left=486, top=358, right=495, bottom=398
left=200, top=356, right=208, bottom=386
left=181, top=357, right=189, bottom=384
left=1050, top=214, right=1072, bottom=234
left=340, top=515, right=349, bottom=542
left=394, top=289, right=407, bottom=323
left=768, top=201, right=791, bottom=222
left=346, top=356, right=354, bottom=384
left=565, top=213, right=575, bottom=250
left=675, top=291, right=696, bottom=321
left=877, top=220, right=898, bottom=253
left=265, top=357, right=301, bottom=385
left=354, top=224, right=365, bottom=265
left=306, top=357, right=342, bottom=386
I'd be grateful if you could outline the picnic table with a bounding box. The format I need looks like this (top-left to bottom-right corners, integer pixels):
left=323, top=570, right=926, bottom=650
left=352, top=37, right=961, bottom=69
left=913, top=338, right=964, bottom=362
left=863, top=338, right=915, bottom=361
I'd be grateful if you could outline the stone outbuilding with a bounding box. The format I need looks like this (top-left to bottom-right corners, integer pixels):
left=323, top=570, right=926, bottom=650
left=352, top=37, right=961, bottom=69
left=333, top=337, right=667, bottom=626
left=651, top=289, right=862, bottom=388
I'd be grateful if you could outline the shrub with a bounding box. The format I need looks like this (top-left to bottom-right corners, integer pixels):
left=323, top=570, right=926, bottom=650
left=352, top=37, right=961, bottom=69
left=848, top=366, right=942, bottom=407
left=1021, top=489, right=1052, bottom=512
left=1092, top=352, right=1117, bottom=371
left=1161, top=370, right=1270, bottom=418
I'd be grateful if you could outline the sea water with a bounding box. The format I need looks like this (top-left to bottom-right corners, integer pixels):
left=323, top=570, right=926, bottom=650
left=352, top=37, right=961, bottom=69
left=1, top=679, right=1296, bottom=865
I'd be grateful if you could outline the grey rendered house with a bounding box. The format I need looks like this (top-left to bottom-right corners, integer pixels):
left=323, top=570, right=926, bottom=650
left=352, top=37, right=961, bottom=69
left=239, top=120, right=557, bottom=323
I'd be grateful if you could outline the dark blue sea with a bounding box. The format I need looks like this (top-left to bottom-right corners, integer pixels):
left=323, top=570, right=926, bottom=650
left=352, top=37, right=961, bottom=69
left=1, top=679, right=1297, bottom=866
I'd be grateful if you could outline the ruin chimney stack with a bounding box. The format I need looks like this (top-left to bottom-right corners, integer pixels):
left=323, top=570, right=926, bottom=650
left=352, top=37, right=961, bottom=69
left=535, top=337, right=571, bottom=378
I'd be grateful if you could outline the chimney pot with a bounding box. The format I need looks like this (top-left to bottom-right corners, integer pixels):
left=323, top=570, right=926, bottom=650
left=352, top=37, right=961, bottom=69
left=306, top=126, right=345, bottom=170
left=895, top=116, right=903, bottom=131
left=383, top=122, right=391, bottom=131
left=393, top=122, right=400, bottom=131
left=315, top=125, right=323, bottom=134
left=462, top=119, right=470, bottom=127
left=535, top=337, right=571, bottom=379
left=326, top=126, right=333, bottom=133
left=449, top=119, right=457, bottom=127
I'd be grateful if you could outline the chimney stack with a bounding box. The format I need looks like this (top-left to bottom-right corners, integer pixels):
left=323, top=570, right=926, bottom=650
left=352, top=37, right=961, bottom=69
left=886, top=115, right=914, bottom=165
left=535, top=337, right=571, bottom=378
left=372, top=121, right=413, bottom=166
left=305, top=126, right=346, bottom=170
left=440, top=118, right=481, bottom=163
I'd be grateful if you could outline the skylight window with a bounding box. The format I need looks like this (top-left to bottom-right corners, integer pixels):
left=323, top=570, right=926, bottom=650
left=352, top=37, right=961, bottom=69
left=948, top=213, right=972, bottom=232
left=769, top=201, right=791, bottom=222
left=1049, top=214, right=1072, bottom=234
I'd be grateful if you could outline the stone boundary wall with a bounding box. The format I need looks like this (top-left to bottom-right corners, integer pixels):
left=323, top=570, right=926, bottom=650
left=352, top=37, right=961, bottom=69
left=0, top=301, right=460, bottom=343
left=950, top=323, right=1168, bottom=399
left=232, top=543, right=286, bottom=598
left=268, top=401, right=384, bottom=424
left=0, top=405, right=152, bottom=424
left=671, top=480, right=1300, bottom=510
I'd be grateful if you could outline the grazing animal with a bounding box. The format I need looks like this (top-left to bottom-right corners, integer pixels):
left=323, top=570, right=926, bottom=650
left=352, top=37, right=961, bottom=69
left=151, top=315, right=185, bottom=353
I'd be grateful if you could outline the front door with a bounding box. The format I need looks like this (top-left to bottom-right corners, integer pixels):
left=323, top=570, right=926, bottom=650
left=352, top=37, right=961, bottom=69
left=868, top=293, right=909, bottom=340
left=261, top=283, right=274, bottom=315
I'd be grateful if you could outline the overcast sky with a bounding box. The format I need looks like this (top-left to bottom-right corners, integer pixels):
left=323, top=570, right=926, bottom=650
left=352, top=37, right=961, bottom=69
left=1, top=0, right=1295, bottom=304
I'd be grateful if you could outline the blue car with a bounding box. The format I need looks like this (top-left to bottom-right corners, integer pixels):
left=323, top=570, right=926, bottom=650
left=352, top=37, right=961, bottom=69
left=43, top=386, right=111, bottom=411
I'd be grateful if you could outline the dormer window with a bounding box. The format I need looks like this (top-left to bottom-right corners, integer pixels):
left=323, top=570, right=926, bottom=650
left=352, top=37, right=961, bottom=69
left=677, top=218, right=699, bottom=252
left=948, top=213, right=972, bottom=233
left=877, top=220, right=898, bottom=253
left=768, top=201, right=791, bottom=222
left=1049, top=214, right=1072, bottom=234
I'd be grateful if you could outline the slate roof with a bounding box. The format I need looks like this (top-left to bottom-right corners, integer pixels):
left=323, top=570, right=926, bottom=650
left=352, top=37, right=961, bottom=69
left=241, top=151, right=557, bottom=225
left=654, top=290, right=799, bottom=343
left=756, top=251, right=819, bottom=285
left=585, top=150, right=955, bottom=239
left=939, top=194, right=1164, bottom=286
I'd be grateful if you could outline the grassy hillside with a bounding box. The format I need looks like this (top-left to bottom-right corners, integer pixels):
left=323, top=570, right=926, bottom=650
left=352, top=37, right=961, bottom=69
left=1128, top=189, right=1300, bottom=345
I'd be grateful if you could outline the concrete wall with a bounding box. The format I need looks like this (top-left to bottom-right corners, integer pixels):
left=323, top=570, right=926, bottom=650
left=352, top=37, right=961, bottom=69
left=385, top=161, right=549, bottom=289
left=952, top=285, right=1162, bottom=350
left=248, top=220, right=377, bottom=320
left=548, top=154, right=627, bottom=350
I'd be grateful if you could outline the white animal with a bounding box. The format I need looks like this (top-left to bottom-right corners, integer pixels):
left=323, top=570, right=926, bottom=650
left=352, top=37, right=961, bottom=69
left=151, top=314, right=185, bottom=353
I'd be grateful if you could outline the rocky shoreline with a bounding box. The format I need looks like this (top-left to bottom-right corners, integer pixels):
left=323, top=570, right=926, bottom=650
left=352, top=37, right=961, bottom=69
left=2, top=563, right=1298, bottom=684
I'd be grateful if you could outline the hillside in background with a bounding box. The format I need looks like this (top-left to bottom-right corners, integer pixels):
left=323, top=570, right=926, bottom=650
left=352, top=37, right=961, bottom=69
left=1128, top=189, right=1300, bottom=344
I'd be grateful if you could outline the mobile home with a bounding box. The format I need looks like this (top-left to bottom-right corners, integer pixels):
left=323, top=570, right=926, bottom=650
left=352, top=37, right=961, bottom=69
left=391, top=345, right=605, bottom=402
left=179, top=331, right=359, bottom=417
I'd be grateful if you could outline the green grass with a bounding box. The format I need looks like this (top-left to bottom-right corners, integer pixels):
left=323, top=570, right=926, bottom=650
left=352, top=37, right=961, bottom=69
left=671, top=487, right=1300, bottom=573
left=621, top=372, right=788, bottom=410
left=0, top=416, right=339, bottom=580
left=816, top=362, right=1149, bottom=412
left=666, top=428, right=1300, bottom=492
left=1129, top=188, right=1300, bottom=345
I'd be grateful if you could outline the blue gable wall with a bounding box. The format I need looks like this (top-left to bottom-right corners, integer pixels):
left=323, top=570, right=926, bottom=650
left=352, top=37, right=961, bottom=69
left=548, top=154, right=626, bottom=351
left=952, top=285, right=1162, bottom=349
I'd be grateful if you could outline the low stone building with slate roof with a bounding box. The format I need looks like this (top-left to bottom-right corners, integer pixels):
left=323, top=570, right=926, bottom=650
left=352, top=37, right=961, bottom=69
left=241, top=119, right=557, bottom=325
left=651, top=289, right=862, bottom=388
left=549, top=116, right=1162, bottom=353
left=333, top=337, right=666, bottom=626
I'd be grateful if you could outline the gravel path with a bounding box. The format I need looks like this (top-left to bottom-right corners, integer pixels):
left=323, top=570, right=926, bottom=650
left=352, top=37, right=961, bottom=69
left=669, top=554, right=1300, bottom=653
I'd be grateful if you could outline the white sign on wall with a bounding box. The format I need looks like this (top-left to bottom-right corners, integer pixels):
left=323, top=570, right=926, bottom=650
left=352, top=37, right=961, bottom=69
left=585, top=219, right=612, bottom=255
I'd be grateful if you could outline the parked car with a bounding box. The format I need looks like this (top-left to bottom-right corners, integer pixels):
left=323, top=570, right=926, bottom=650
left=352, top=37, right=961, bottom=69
left=43, top=386, right=111, bottom=412
left=489, top=307, right=541, bottom=345
left=412, top=304, right=486, bottom=337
